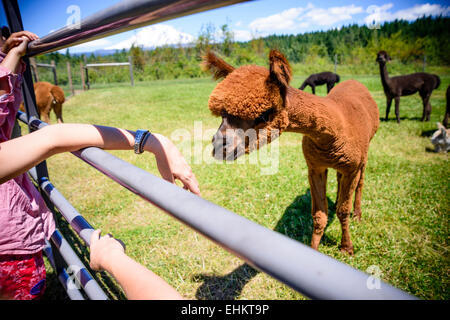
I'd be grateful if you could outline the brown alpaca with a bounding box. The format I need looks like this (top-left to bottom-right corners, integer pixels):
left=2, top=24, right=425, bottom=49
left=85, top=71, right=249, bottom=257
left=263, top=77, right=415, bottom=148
left=20, top=81, right=65, bottom=123
left=203, top=50, right=379, bottom=254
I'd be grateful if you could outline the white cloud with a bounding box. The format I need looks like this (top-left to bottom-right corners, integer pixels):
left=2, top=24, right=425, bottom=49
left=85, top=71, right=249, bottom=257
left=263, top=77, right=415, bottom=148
left=71, top=38, right=111, bottom=49
left=248, top=3, right=364, bottom=33
left=233, top=29, right=253, bottom=42
left=364, top=3, right=450, bottom=25
left=249, top=6, right=310, bottom=32
left=106, top=24, right=194, bottom=50
left=304, top=4, right=364, bottom=26
left=246, top=2, right=450, bottom=36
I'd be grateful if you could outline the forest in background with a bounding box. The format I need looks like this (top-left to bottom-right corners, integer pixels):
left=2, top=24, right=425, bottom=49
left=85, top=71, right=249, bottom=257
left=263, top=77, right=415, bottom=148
left=33, top=16, right=450, bottom=87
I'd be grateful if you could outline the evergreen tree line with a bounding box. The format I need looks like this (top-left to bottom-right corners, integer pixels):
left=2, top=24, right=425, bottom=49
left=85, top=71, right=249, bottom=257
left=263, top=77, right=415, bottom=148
left=33, top=16, right=450, bottom=87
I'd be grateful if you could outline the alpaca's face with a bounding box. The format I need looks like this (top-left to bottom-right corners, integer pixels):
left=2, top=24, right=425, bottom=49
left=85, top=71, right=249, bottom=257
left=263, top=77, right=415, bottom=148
left=209, top=66, right=284, bottom=161
left=211, top=107, right=278, bottom=161
left=376, top=51, right=391, bottom=64
left=204, top=50, right=292, bottom=161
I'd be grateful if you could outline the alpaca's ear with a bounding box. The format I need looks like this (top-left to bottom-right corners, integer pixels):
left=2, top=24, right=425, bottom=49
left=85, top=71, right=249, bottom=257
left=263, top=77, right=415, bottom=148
left=201, top=50, right=235, bottom=80
left=269, top=50, right=292, bottom=88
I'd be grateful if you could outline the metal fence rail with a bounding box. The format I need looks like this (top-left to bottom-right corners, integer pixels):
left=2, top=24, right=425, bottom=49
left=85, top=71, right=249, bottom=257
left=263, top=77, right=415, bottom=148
left=28, top=167, right=94, bottom=246
left=84, top=57, right=135, bottom=87
left=17, top=111, right=416, bottom=300
left=25, top=0, right=248, bottom=56
left=86, top=63, right=130, bottom=67
left=43, top=240, right=85, bottom=300
left=25, top=164, right=108, bottom=300
left=50, top=229, right=108, bottom=300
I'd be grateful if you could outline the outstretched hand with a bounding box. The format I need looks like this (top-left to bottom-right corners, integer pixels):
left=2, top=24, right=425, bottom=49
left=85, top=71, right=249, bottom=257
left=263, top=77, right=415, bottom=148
left=1, top=31, right=38, bottom=55
left=89, top=229, right=125, bottom=272
left=144, top=133, right=200, bottom=195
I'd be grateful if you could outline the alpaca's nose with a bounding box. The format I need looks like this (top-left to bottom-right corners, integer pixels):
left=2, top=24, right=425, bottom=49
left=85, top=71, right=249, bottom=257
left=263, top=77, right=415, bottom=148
left=212, top=131, right=226, bottom=146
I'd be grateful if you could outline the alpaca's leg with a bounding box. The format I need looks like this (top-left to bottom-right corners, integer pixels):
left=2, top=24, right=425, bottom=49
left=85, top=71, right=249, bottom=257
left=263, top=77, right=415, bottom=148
left=426, top=101, right=432, bottom=121
left=444, top=110, right=449, bottom=128
left=311, top=85, right=316, bottom=95
left=353, top=165, right=366, bottom=221
left=327, top=83, right=332, bottom=93
left=336, top=172, right=360, bottom=255
left=420, top=92, right=432, bottom=122
left=394, top=97, right=400, bottom=123
left=40, top=100, right=52, bottom=124
left=42, top=111, right=51, bottom=124
left=53, top=103, right=64, bottom=123
left=308, top=168, right=328, bottom=250
left=335, top=171, right=342, bottom=206
left=385, top=97, right=392, bottom=121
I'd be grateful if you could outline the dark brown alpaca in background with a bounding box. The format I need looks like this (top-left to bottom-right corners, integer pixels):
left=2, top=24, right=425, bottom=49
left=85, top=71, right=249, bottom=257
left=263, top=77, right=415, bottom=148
left=203, top=50, right=379, bottom=255
left=299, top=71, right=340, bottom=94
left=443, top=85, right=449, bottom=128
left=376, top=51, right=440, bottom=123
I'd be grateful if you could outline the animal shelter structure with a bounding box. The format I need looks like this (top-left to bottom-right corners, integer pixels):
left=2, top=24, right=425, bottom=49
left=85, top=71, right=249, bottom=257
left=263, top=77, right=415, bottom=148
left=3, top=0, right=415, bottom=300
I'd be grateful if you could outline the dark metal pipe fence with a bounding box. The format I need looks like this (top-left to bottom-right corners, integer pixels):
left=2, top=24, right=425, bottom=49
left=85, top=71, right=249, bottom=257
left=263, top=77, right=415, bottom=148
left=43, top=240, right=85, bottom=300
left=25, top=0, right=248, bottom=57
left=26, top=166, right=107, bottom=300
left=28, top=166, right=94, bottom=246
left=17, top=111, right=416, bottom=300
left=50, top=229, right=108, bottom=300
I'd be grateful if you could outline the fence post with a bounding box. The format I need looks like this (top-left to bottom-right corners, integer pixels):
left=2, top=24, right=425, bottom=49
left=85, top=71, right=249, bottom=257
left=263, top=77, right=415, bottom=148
left=84, top=56, right=90, bottom=90
left=423, top=55, right=426, bottom=72
left=67, top=62, right=74, bottom=96
left=128, top=56, right=134, bottom=86
left=51, top=60, right=58, bottom=85
left=334, top=54, right=337, bottom=73
left=80, top=61, right=86, bottom=91
left=30, top=57, right=39, bottom=82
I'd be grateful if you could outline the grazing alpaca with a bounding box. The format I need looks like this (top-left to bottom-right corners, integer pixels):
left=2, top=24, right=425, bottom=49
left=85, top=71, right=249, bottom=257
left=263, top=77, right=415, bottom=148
left=20, top=81, right=65, bottom=123
left=299, top=71, right=340, bottom=94
left=443, top=85, right=449, bottom=128
left=203, top=50, right=379, bottom=254
left=376, top=51, right=440, bottom=123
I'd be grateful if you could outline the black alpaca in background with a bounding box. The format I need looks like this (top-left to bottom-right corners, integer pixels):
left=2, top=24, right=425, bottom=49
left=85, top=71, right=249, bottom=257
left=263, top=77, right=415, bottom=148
left=443, top=85, right=449, bottom=128
left=376, top=51, right=441, bottom=123
left=298, top=71, right=340, bottom=94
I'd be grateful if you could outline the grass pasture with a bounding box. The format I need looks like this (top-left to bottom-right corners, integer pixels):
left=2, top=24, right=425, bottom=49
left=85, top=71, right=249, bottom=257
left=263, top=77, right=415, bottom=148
left=32, top=72, right=449, bottom=300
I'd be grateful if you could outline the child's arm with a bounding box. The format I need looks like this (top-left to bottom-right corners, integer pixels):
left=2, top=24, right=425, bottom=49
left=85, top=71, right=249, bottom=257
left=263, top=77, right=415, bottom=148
left=89, top=230, right=183, bottom=300
left=0, top=32, right=199, bottom=194
left=0, top=123, right=200, bottom=194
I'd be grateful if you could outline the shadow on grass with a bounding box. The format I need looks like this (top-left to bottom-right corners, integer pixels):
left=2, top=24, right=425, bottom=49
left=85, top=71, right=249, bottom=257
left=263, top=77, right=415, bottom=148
left=380, top=116, right=423, bottom=122
left=193, top=189, right=337, bottom=300
left=421, top=128, right=437, bottom=137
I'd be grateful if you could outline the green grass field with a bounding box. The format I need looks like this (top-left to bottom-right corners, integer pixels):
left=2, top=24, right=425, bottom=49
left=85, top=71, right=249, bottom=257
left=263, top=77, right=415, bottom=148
left=30, top=72, right=449, bottom=300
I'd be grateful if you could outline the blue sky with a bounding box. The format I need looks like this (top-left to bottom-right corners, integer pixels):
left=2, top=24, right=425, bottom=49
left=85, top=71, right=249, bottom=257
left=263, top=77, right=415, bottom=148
left=1, top=0, right=449, bottom=53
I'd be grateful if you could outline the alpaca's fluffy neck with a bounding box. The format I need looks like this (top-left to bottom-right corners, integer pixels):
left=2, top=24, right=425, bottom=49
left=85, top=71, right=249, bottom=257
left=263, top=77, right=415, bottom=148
left=378, top=62, right=391, bottom=92
left=284, top=86, right=340, bottom=145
